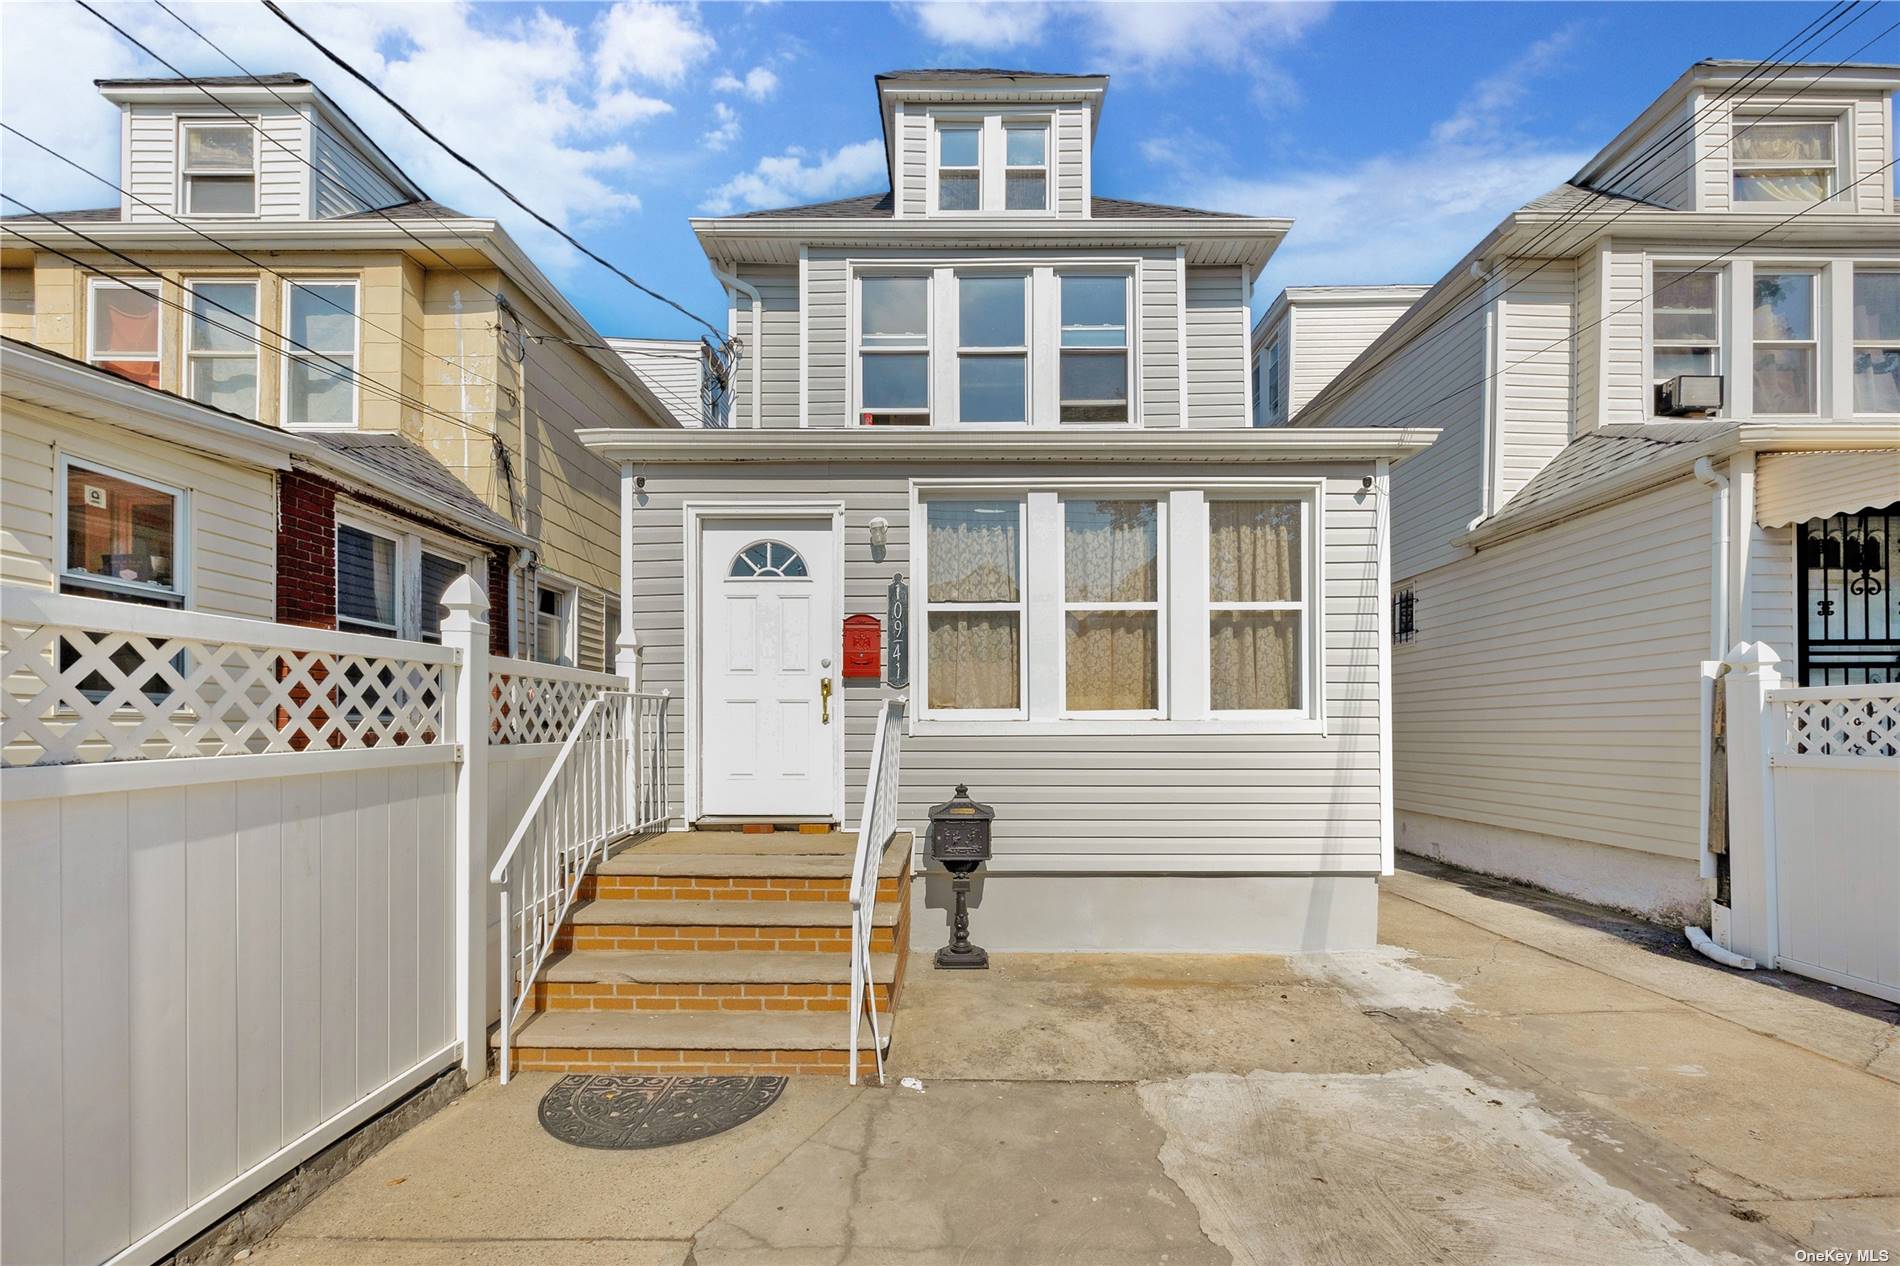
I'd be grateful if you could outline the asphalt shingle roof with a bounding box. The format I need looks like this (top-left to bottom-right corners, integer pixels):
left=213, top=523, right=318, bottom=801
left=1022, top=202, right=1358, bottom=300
left=726, top=192, right=1244, bottom=220
left=310, top=433, right=519, bottom=541
left=1481, top=423, right=1728, bottom=529
left=0, top=206, right=122, bottom=225
left=876, top=68, right=1098, bottom=81
left=95, top=73, right=310, bottom=88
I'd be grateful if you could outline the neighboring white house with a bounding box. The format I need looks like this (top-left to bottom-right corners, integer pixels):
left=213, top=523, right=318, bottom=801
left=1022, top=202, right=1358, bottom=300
left=1251, top=285, right=1427, bottom=426
left=1293, top=59, right=1899, bottom=993
left=580, top=69, right=1439, bottom=952
left=607, top=336, right=722, bottom=426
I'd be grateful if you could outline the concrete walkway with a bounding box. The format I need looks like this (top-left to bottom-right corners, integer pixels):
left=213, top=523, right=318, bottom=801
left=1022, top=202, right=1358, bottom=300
left=249, top=860, right=1899, bottom=1265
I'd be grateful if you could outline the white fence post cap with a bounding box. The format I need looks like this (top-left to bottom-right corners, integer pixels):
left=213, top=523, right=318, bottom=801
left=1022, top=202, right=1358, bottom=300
left=442, top=574, right=488, bottom=615
left=1724, top=640, right=1780, bottom=670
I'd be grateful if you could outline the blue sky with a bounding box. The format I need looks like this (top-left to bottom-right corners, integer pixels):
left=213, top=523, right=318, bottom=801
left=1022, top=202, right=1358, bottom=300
left=3, top=1, right=1890, bottom=344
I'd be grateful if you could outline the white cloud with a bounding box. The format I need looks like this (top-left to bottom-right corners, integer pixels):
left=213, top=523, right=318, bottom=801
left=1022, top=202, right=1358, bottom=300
left=701, top=139, right=886, bottom=214
left=594, top=0, right=714, bottom=89
left=712, top=66, right=780, bottom=101
left=1432, top=26, right=1583, bottom=144
left=909, top=1, right=1052, bottom=48
left=704, top=102, right=742, bottom=151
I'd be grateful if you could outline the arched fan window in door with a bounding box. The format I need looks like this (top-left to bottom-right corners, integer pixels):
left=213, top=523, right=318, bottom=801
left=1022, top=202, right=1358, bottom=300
left=728, top=540, right=809, bottom=579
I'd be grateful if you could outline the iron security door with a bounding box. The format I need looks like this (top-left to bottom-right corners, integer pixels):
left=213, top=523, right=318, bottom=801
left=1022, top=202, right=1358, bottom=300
left=1799, top=503, right=1899, bottom=686
left=700, top=517, right=837, bottom=817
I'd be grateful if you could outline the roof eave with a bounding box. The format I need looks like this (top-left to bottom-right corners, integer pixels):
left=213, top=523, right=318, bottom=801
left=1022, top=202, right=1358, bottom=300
left=294, top=450, right=534, bottom=549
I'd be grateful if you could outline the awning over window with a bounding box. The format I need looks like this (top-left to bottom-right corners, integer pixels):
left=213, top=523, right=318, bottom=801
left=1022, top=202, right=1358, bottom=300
left=1755, top=450, right=1900, bottom=527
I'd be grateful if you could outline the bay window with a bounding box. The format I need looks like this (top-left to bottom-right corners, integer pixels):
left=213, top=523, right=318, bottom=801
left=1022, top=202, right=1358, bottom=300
left=180, top=121, right=258, bottom=216
left=1208, top=498, right=1303, bottom=713
left=922, top=499, right=1023, bottom=714
left=1753, top=270, right=1818, bottom=415
left=1854, top=270, right=1900, bottom=414
left=1651, top=266, right=1722, bottom=389
left=1005, top=125, right=1048, bottom=211
left=957, top=274, right=1028, bottom=424
left=87, top=279, right=161, bottom=389
left=284, top=279, right=359, bottom=428
left=937, top=125, right=981, bottom=211
left=1731, top=117, right=1836, bottom=204
left=1059, top=273, right=1130, bottom=423
left=186, top=278, right=260, bottom=419
left=859, top=274, right=931, bottom=425
left=1062, top=498, right=1161, bottom=714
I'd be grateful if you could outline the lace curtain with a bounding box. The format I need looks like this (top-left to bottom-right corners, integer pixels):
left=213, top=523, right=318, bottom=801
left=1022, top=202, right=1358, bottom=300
left=927, top=501, right=1021, bottom=709
left=1210, top=500, right=1302, bottom=710
left=1064, top=500, right=1158, bottom=711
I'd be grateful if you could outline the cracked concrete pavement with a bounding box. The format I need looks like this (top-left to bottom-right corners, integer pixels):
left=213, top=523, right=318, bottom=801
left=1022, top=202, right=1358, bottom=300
left=249, top=860, right=1899, bottom=1265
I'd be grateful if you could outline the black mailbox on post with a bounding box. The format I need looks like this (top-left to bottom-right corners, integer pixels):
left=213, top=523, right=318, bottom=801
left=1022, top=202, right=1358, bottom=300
left=927, top=784, right=993, bottom=969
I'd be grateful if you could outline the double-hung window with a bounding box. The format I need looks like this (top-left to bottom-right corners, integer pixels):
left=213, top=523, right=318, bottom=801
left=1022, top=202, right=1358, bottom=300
left=180, top=121, right=258, bottom=216
left=1753, top=270, right=1818, bottom=415
left=1062, top=498, right=1162, bottom=715
left=1059, top=273, right=1130, bottom=423
left=1853, top=270, right=1900, bottom=414
left=1004, top=124, right=1048, bottom=211
left=185, top=278, right=260, bottom=419
left=284, top=279, right=359, bottom=428
left=1257, top=339, right=1284, bottom=426
left=1651, top=266, right=1722, bottom=404
left=859, top=274, right=931, bottom=425
left=535, top=576, right=576, bottom=666
left=1731, top=117, right=1836, bottom=204
left=937, top=125, right=981, bottom=211
left=957, top=273, right=1028, bottom=424
left=337, top=521, right=400, bottom=636
left=1208, top=498, right=1305, bottom=713
left=87, top=279, right=161, bottom=389
left=923, top=499, right=1024, bottom=715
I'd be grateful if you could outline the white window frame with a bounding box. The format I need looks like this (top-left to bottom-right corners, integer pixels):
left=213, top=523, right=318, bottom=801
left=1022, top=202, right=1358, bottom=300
left=915, top=493, right=1030, bottom=723
left=854, top=269, right=933, bottom=425
left=335, top=504, right=479, bottom=640
left=928, top=112, right=1056, bottom=216
left=1057, top=493, right=1167, bottom=720
left=1729, top=112, right=1843, bottom=207
left=84, top=277, right=163, bottom=388
left=954, top=270, right=1031, bottom=426
left=1256, top=338, right=1285, bottom=426
left=183, top=276, right=261, bottom=420
left=1003, top=120, right=1050, bottom=213
left=178, top=118, right=261, bottom=218
left=533, top=570, right=579, bottom=667
left=934, top=121, right=982, bottom=213
left=1645, top=260, right=1728, bottom=420
left=1057, top=269, right=1134, bottom=426
left=1851, top=266, right=1900, bottom=416
left=909, top=478, right=1326, bottom=736
left=280, top=277, right=361, bottom=430
left=335, top=514, right=404, bottom=637
left=55, top=453, right=189, bottom=606
left=1205, top=492, right=1310, bottom=720
left=1752, top=266, right=1822, bottom=417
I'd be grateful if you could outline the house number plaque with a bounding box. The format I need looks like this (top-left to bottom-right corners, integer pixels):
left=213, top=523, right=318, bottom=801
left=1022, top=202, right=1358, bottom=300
left=886, top=573, right=910, bottom=688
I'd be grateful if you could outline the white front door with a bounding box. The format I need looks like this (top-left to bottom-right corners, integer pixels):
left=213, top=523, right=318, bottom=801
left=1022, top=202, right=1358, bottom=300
left=699, top=516, right=837, bottom=818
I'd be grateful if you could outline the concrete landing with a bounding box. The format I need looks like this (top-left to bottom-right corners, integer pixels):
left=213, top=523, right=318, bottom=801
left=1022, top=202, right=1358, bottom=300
left=499, top=1009, right=881, bottom=1053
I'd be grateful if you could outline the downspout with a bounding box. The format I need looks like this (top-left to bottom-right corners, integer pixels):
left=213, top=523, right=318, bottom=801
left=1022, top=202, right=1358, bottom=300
left=1688, top=457, right=1747, bottom=966
left=711, top=265, right=761, bottom=429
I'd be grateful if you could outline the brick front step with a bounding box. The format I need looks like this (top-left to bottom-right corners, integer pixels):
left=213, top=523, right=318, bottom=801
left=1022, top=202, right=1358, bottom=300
left=495, top=1010, right=885, bottom=1076
left=505, top=1048, right=879, bottom=1076
left=553, top=898, right=899, bottom=955
left=525, top=979, right=893, bottom=1013
left=577, top=874, right=901, bottom=903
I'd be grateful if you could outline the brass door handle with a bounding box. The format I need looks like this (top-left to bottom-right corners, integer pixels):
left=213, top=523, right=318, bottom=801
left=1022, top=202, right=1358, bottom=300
left=820, top=676, right=833, bottom=724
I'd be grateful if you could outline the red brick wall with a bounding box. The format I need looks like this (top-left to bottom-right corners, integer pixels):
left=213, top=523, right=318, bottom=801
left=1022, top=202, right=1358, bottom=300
left=276, top=467, right=511, bottom=653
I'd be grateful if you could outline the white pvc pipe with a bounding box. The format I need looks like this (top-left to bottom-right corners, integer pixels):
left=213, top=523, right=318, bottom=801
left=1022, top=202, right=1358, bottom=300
left=1686, top=924, right=1756, bottom=970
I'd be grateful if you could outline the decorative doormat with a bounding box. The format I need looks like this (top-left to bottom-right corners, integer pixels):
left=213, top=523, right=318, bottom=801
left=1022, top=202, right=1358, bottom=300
left=537, top=1074, right=786, bottom=1150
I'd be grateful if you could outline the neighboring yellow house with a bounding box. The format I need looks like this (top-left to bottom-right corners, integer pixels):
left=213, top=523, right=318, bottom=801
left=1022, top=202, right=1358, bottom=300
left=0, top=73, right=672, bottom=667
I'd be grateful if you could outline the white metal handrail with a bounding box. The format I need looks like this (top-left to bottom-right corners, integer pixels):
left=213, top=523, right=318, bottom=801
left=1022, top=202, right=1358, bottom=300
left=491, top=688, right=671, bottom=1082
left=848, top=696, right=908, bottom=1085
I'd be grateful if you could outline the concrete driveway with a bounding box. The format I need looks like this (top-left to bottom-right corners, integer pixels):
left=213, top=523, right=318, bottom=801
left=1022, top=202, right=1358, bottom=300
left=247, top=860, right=1899, bottom=1265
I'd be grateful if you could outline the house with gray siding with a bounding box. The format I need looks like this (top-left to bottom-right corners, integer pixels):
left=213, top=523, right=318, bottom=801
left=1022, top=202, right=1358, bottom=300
left=1251, top=285, right=1428, bottom=426
left=580, top=69, right=1437, bottom=953
left=1292, top=60, right=1899, bottom=993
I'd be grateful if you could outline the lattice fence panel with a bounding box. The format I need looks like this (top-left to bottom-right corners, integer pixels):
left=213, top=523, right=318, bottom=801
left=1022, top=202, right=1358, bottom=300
left=1782, top=693, right=1900, bottom=758
left=488, top=670, right=619, bottom=745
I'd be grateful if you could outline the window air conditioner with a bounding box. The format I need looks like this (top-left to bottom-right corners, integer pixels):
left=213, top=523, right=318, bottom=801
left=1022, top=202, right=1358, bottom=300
left=1656, top=374, right=1724, bottom=418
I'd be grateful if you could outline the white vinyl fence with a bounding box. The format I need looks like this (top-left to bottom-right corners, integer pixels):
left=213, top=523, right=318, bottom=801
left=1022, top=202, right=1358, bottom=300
left=0, top=582, right=664, bottom=1266
left=1720, top=643, right=1900, bottom=1003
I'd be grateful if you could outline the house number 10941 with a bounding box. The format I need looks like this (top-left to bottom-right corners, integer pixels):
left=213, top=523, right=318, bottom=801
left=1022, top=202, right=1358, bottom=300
left=887, top=573, right=909, bottom=688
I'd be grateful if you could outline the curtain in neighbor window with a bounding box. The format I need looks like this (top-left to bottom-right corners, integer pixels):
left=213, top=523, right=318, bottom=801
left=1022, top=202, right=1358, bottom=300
left=1064, top=500, right=1158, bottom=711
left=926, top=501, right=1020, bottom=710
left=1209, top=500, right=1302, bottom=711
left=1210, top=501, right=1300, bottom=603
left=1211, top=611, right=1300, bottom=711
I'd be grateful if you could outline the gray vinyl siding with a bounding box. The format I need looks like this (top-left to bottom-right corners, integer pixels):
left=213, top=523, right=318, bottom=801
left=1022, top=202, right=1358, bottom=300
left=1393, top=477, right=1713, bottom=861
left=1496, top=261, right=1574, bottom=505
left=1595, top=97, right=1696, bottom=211
left=1574, top=245, right=1604, bottom=432
left=1055, top=106, right=1088, bottom=217
left=806, top=256, right=849, bottom=428
left=727, top=283, right=757, bottom=427
left=1138, top=251, right=1182, bottom=426
left=124, top=104, right=305, bottom=221
left=310, top=113, right=404, bottom=218
left=1601, top=246, right=1647, bottom=424
left=755, top=268, right=800, bottom=428
left=629, top=458, right=1387, bottom=870
left=1691, top=88, right=1892, bottom=214
left=1286, top=301, right=1418, bottom=418
left=1750, top=522, right=1798, bottom=666
left=1184, top=267, right=1247, bottom=428
left=1852, top=95, right=1893, bottom=213
left=898, top=109, right=928, bottom=217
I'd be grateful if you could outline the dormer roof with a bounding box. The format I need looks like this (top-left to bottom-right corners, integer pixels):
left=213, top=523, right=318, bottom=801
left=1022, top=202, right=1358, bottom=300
left=873, top=67, right=1109, bottom=185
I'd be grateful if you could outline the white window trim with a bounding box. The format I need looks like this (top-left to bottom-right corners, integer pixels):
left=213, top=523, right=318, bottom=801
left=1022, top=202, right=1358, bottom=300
left=84, top=277, right=163, bottom=385
left=1003, top=120, right=1050, bottom=213
left=54, top=453, right=190, bottom=606
left=1057, top=268, right=1135, bottom=427
left=280, top=277, right=362, bottom=431
left=915, top=492, right=1031, bottom=723
left=1256, top=337, right=1285, bottom=427
left=183, top=276, right=261, bottom=419
left=934, top=120, right=982, bottom=214
left=1728, top=110, right=1846, bottom=208
left=1057, top=493, right=1167, bottom=720
left=335, top=514, right=404, bottom=637
left=1644, top=258, right=1731, bottom=421
left=1752, top=265, right=1824, bottom=418
left=1852, top=265, right=1900, bottom=416
left=927, top=110, right=1058, bottom=217
left=335, top=503, right=479, bottom=640
left=533, top=569, right=579, bottom=667
left=954, top=270, right=1031, bottom=426
left=1205, top=491, right=1311, bottom=721
left=177, top=117, right=262, bottom=219
left=855, top=268, right=934, bottom=425
left=909, top=477, right=1326, bottom=736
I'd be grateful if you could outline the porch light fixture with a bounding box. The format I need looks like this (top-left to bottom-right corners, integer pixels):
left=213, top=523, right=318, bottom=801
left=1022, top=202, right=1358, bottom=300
left=927, top=784, right=994, bottom=969
left=867, top=516, right=890, bottom=550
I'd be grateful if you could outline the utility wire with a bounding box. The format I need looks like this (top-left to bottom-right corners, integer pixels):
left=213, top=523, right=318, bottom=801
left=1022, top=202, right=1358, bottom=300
left=258, top=0, right=731, bottom=346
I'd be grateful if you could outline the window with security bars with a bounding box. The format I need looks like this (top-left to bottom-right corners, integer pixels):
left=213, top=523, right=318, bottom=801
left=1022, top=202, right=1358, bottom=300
left=1393, top=586, right=1417, bottom=645
left=1798, top=503, right=1898, bottom=685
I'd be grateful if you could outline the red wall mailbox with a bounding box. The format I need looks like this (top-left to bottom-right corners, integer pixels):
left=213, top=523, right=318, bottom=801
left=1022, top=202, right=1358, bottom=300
left=842, top=614, right=881, bottom=680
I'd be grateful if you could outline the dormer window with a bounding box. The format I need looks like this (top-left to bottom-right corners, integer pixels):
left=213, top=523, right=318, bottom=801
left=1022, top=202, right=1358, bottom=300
left=938, top=126, right=981, bottom=211
left=1731, top=117, right=1836, bottom=204
left=180, top=121, right=258, bottom=216
left=1005, top=125, right=1048, bottom=211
